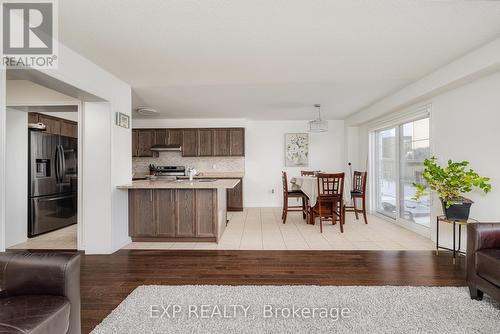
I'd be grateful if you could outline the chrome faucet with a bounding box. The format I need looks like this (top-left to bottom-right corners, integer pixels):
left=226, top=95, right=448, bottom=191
left=186, top=166, right=197, bottom=181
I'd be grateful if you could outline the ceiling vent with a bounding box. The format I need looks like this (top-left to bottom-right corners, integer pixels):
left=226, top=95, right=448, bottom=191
left=136, top=107, right=158, bottom=116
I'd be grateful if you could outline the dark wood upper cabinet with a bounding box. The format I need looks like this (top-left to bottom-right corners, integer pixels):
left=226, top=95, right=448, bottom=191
left=154, top=129, right=167, bottom=145
left=28, top=113, right=39, bottom=124
left=137, top=129, right=154, bottom=157
left=182, top=129, right=198, bottom=157
left=167, top=129, right=183, bottom=146
left=129, top=189, right=155, bottom=237
left=131, top=127, right=245, bottom=158
left=30, top=113, right=77, bottom=138
left=155, top=189, right=176, bottom=237
left=198, top=129, right=214, bottom=156
left=38, top=115, right=61, bottom=135
left=132, top=130, right=139, bottom=157
left=213, top=128, right=230, bottom=156
left=229, top=128, right=245, bottom=156
left=60, top=120, right=78, bottom=138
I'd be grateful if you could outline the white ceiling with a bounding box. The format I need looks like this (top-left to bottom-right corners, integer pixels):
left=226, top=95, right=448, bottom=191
left=58, top=0, right=500, bottom=120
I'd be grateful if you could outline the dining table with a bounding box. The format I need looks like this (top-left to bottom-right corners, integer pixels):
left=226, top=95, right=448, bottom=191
left=290, top=176, right=319, bottom=207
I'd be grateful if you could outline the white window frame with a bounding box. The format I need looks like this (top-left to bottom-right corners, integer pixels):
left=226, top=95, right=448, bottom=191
left=368, top=104, right=433, bottom=238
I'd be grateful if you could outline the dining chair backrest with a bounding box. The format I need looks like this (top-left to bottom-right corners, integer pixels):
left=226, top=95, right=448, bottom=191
left=282, top=171, right=289, bottom=194
left=353, top=171, right=367, bottom=194
left=301, top=170, right=321, bottom=176
left=317, top=173, right=345, bottom=198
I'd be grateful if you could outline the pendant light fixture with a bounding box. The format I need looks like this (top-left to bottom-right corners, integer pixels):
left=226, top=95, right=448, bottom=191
left=308, top=104, right=328, bottom=132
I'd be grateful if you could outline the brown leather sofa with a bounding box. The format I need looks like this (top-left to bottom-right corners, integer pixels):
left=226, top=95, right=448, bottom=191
left=0, top=252, right=81, bottom=334
left=467, top=223, right=500, bottom=302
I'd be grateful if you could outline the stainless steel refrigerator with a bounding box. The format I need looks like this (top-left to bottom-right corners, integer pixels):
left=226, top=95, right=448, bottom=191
left=28, top=130, right=77, bottom=237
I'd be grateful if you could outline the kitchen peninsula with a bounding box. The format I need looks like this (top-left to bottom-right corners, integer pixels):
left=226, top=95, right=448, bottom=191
left=118, top=179, right=240, bottom=242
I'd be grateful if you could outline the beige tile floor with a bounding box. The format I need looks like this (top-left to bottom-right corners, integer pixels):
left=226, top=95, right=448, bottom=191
left=124, top=207, right=435, bottom=251
left=8, top=224, right=77, bottom=250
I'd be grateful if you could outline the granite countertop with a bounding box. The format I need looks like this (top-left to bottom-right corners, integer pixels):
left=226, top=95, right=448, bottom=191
left=117, top=178, right=240, bottom=190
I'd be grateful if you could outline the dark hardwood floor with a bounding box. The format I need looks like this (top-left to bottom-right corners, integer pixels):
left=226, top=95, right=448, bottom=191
left=78, top=250, right=465, bottom=333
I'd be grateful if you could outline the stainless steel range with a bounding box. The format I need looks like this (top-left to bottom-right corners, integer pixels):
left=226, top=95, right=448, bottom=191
left=155, top=166, right=186, bottom=176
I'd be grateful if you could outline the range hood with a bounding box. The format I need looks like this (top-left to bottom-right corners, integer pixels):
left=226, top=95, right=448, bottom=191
left=150, top=144, right=182, bottom=152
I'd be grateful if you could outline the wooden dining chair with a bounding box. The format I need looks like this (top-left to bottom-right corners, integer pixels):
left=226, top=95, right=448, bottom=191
left=282, top=171, right=308, bottom=224
left=344, top=171, right=368, bottom=224
left=301, top=170, right=321, bottom=176
left=313, top=173, right=345, bottom=233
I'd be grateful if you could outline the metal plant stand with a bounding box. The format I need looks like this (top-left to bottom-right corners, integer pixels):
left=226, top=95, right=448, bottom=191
left=436, top=215, right=478, bottom=264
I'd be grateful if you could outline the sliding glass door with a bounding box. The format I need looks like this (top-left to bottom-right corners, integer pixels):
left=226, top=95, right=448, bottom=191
left=374, top=116, right=431, bottom=228
left=375, top=128, right=397, bottom=219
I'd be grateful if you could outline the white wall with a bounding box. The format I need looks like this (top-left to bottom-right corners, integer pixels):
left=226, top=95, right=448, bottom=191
left=5, top=109, right=27, bottom=247
left=7, top=80, right=80, bottom=105
left=38, top=111, right=78, bottom=122
left=132, top=118, right=246, bottom=128
left=83, top=102, right=112, bottom=252
left=245, top=120, right=345, bottom=207
left=351, top=70, right=500, bottom=248
left=429, top=70, right=500, bottom=247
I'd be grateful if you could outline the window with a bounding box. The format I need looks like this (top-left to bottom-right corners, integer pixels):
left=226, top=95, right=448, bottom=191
left=373, top=115, right=431, bottom=228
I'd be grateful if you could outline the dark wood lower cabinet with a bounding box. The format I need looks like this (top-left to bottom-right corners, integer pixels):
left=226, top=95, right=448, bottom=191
left=196, top=189, right=216, bottom=237
left=155, top=189, right=176, bottom=237
left=227, top=178, right=243, bottom=211
left=129, top=189, right=221, bottom=241
left=176, top=190, right=196, bottom=237
left=128, top=189, right=155, bottom=237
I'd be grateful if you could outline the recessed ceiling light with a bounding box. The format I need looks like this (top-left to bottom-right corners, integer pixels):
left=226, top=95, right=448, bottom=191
left=136, top=107, right=158, bottom=116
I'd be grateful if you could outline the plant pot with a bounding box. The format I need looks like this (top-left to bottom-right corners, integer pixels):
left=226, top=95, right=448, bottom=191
left=440, top=197, right=473, bottom=222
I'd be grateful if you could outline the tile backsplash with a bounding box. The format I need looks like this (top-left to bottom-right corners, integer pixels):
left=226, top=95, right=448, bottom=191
left=133, top=151, right=245, bottom=174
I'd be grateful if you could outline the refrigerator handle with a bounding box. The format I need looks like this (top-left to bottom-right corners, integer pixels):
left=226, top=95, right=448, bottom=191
left=55, top=145, right=60, bottom=182
left=61, top=146, right=66, bottom=181
left=56, top=145, right=63, bottom=183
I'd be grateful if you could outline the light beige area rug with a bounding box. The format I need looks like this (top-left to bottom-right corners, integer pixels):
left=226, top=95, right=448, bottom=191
left=92, top=285, right=500, bottom=334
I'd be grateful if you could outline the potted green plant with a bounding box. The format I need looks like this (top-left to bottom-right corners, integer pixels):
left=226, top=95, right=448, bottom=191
left=413, top=157, right=492, bottom=221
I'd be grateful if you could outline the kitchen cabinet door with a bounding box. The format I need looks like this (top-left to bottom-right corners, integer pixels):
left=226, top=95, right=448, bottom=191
left=229, top=128, right=245, bottom=156
left=182, top=129, right=198, bottom=157
left=198, top=129, right=214, bottom=156
left=60, top=120, right=78, bottom=138
left=155, top=190, right=176, bottom=237
left=213, top=128, right=230, bottom=156
left=28, top=113, right=39, bottom=124
left=167, top=129, right=183, bottom=146
left=176, top=190, right=196, bottom=237
left=137, top=129, right=154, bottom=157
left=38, top=115, right=61, bottom=135
left=227, top=178, right=243, bottom=211
left=196, top=190, right=216, bottom=237
left=154, top=129, right=167, bottom=145
left=132, top=129, right=139, bottom=157
left=129, top=189, right=155, bottom=237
